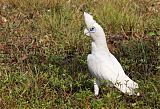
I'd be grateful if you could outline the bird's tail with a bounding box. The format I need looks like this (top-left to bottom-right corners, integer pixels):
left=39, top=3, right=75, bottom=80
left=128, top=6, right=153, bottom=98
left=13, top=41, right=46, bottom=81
left=114, top=78, right=139, bottom=96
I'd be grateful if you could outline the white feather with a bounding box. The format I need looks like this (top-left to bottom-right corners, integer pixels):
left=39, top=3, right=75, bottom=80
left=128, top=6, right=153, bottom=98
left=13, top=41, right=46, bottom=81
left=84, top=12, right=139, bottom=96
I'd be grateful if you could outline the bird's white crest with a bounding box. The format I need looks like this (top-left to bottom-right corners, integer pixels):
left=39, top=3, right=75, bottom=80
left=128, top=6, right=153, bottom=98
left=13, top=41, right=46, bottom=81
left=84, top=12, right=96, bottom=29
left=84, top=12, right=139, bottom=96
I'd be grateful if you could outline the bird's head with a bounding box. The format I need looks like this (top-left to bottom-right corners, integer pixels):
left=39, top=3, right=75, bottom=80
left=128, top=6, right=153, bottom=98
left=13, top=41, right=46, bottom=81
left=84, top=12, right=105, bottom=41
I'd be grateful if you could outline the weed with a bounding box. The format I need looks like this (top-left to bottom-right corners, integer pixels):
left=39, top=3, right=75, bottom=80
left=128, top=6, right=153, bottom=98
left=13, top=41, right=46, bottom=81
left=0, top=0, right=160, bottom=108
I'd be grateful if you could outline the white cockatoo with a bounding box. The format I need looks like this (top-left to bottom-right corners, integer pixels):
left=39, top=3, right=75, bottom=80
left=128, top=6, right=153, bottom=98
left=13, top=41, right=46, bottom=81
left=84, top=12, right=139, bottom=96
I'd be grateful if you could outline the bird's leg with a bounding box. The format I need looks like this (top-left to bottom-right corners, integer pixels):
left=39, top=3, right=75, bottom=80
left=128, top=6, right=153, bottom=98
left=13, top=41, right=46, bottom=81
left=94, top=78, right=100, bottom=96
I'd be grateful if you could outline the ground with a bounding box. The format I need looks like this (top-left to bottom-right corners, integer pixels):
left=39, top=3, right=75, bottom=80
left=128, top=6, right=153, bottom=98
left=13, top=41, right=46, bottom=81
left=0, top=0, right=160, bottom=108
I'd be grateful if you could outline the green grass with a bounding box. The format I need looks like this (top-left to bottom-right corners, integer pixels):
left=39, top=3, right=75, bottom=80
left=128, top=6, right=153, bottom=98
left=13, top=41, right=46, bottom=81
left=0, top=0, right=160, bottom=108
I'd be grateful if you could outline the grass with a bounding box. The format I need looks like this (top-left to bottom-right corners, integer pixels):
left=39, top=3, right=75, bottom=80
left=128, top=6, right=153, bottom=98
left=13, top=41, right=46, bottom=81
left=0, top=0, right=160, bottom=108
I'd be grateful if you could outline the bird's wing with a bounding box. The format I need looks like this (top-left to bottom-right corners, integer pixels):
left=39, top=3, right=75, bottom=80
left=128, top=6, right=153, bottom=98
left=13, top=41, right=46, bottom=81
left=87, top=53, right=138, bottom=95
left=87, top=53, right=119, bottom=83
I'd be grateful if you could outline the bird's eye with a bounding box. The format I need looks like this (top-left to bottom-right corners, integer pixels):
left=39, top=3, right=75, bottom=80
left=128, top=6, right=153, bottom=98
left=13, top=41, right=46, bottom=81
left=90, top=27, right=95, bottom=31
left=89, top=27, right=96, bottom=33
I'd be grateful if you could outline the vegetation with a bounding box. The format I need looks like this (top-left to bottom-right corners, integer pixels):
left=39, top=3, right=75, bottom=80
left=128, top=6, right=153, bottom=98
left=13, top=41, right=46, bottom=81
left=0, top=0, right=160, bottom=108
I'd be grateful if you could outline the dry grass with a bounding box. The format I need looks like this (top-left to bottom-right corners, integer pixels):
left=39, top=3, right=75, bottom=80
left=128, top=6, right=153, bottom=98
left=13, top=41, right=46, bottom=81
left=0, top=0, right=160, bottom=108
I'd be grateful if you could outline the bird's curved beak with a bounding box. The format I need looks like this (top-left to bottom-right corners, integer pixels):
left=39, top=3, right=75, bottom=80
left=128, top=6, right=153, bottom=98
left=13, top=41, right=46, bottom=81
left=84, top=28, right=90, bottom=36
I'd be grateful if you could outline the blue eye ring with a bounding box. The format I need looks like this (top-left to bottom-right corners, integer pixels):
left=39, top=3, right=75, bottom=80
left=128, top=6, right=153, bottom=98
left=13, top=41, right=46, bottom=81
left=89, top=27, right=96, bottom=33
